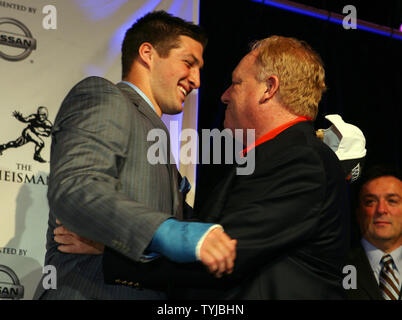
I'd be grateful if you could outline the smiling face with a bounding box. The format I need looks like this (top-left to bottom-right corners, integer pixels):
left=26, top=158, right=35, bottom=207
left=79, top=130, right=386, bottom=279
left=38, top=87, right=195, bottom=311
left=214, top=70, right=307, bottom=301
left=358, top=176, right=402, bottom=252
left=150, top=35, right=204, bottom=115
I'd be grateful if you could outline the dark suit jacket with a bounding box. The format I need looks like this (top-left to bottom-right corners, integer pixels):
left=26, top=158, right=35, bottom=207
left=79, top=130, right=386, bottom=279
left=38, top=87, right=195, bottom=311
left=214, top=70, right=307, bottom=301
left=346, top=243, right=384, bottom=300
left=103, top=121, right=351, bottom=299
left=34, top=77, right=182, bottom=299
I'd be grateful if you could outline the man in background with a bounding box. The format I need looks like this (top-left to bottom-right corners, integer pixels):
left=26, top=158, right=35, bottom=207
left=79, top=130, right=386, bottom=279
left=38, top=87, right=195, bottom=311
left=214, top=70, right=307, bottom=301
left=347, top=164, right=402, bottom=300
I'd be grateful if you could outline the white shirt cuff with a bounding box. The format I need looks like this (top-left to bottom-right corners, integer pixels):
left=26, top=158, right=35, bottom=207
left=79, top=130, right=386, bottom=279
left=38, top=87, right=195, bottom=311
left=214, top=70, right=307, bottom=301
left=195, top=224, right=224, bottom=260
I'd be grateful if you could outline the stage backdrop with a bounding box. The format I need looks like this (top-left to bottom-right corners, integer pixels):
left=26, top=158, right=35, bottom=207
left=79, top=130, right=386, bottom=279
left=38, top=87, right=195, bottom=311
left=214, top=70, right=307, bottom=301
left=0, top=0, right=200, bottom=300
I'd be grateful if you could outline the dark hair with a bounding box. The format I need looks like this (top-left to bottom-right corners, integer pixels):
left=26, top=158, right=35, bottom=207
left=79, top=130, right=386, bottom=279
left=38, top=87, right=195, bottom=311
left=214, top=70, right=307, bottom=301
left=121, top=10, right=207, bottom=78
left=351, top=163, right=402, bottom=210
left=358, top=164, right=402, bottom=188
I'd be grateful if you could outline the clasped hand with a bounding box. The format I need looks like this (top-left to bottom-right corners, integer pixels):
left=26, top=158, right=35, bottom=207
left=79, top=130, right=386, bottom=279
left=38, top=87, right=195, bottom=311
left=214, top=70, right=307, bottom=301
left=53, top=220, right=237, bottom=278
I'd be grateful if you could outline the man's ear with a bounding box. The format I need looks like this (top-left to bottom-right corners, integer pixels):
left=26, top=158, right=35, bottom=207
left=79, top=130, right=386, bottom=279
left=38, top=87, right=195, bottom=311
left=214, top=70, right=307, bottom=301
left=138, top=42, right=154, bottom=68
left=260, top=75, right=279, bottom=104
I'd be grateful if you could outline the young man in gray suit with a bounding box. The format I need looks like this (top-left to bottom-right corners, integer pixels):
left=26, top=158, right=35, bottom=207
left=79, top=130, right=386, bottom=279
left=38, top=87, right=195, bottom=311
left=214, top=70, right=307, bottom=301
left=34, top=11, right=236, bottom=300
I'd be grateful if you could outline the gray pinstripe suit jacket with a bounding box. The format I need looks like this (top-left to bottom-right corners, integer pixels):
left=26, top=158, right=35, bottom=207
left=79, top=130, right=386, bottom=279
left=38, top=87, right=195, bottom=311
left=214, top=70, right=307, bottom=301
left=34, top=76, right=182, bottom=299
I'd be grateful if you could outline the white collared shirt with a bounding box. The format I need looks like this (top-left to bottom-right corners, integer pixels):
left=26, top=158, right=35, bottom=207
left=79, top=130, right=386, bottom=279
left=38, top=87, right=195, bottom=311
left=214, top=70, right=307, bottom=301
left=361, top=237, right=402, bottom=290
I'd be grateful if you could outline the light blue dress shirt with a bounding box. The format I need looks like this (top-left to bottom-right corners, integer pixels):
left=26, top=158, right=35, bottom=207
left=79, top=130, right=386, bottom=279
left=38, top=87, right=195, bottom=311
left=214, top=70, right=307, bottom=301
left=119, top=81, right=220, bottom=262
left=361, top=238, right=402, bottom=290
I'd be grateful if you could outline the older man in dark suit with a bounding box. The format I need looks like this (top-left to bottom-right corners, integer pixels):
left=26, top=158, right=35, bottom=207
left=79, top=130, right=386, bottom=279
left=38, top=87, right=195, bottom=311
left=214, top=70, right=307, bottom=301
left=172, top=36, right=350, bottom=299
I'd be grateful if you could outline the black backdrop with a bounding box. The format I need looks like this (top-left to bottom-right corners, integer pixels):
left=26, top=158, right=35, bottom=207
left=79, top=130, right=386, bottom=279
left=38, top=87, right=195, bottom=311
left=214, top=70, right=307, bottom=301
left=194, top=0, right=402, bottom=210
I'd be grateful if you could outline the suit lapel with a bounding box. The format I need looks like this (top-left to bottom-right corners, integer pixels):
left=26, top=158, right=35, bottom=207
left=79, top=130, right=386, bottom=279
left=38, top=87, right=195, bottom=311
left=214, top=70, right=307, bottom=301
left=117, top=82, right=181, bottom=218
left=351, top=244, right=383, bottom=299
left=116, top=82, right=167, bottom=131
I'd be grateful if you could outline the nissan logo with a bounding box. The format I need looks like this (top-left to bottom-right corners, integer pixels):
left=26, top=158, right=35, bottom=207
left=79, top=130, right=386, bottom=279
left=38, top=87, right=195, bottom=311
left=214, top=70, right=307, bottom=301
left=0, top=17, right=37, bottom=61
left=0, top=264, right=24, bottom=299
